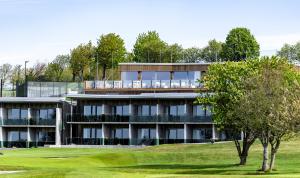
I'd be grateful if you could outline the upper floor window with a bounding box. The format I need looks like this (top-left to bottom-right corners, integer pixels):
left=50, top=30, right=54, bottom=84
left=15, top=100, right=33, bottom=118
left=141, top=71, right=171, bottom=80
left=137, top=105, right=156, bottom=116
left=37, top=109, right=56, bottom=120
left=83, top=105, right=102, bottom=116
left=193, top=105, right=205, bottom=116
left=121, top=72, right=138, bottom=80
left=112, top=105, right=129, bottom=116
left=168, top=105, right=185, bottom=116
left=7, top=108, right=28, bottom=120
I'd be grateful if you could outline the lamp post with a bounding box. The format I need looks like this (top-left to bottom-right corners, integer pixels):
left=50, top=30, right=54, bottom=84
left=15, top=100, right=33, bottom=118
left=24, top=60, right=29, bottom=96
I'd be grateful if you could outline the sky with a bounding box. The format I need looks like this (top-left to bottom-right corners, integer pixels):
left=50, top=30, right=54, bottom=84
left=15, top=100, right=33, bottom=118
left=0, top=0, right=300, bottom=66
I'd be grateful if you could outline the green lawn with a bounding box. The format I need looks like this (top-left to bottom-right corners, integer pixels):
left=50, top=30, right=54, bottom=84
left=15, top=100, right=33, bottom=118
left=0, top=138, right=300, bottom=178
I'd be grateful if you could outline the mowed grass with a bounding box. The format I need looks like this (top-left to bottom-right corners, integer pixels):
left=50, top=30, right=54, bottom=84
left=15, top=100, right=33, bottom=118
left=0, top=138, right=300, bottom=178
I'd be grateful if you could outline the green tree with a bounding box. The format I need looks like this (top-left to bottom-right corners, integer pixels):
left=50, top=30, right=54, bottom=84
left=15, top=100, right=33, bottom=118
left=133, top=31, right=167, bottom=63
left=45, top=54, right=71, bottom=81
left=277, top=42, right=300, bottom=62
left=222, top=27, right=260, bottom=61
left=181, top=47, right=203, bottom=63
left=164, top=43, right=183, bottom=63
left=70, top=41, right=94, bottom=81
left=95, top=33, right=126, bottom=80
left=197, top=60, right=260, bottom=165
left=201, top=39, right=223, bottom=62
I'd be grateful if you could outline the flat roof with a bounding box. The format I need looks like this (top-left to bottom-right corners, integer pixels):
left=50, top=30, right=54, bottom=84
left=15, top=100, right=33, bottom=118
left=67, top=93, right=200, bottom=100
left=0, top=97, right=64, bottom=103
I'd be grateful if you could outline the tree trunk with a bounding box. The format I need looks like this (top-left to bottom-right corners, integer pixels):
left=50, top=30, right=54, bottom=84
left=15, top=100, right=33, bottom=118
left=102, top=65, right=106, bottom=80
left=234, top=131, right=256, bottom=165
left=261, top=138, right=269, bottom=172
left=269, top=138, right=280, bottom=171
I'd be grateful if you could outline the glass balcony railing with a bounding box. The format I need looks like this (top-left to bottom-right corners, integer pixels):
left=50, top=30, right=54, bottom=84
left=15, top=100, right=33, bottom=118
left=85, top=80, right=202, bottom=89
left=66, top=114, right=212, bottom=123
left=1, top=118, right=56, bottom=126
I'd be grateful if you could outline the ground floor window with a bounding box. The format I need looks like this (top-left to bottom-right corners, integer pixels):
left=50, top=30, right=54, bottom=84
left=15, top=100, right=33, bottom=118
left=7, top=131, right=27, bottom=141
left=138, top=128, right=156, bottom=139
left=192, top=128, right=212, bottom=140
left=37, top=131, right=55, bottom=142
left=166, top=128, right=184, bottom=139
left=111, top=128, right=129, bottom=139
left=83, top=128, right=102, bottom=139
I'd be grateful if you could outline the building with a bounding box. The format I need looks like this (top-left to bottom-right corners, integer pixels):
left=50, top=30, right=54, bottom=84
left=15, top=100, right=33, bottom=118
left=0, top=63, right=229, bottom=148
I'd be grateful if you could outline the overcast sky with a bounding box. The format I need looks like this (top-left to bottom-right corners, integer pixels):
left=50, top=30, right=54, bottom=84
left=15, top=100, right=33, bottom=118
left=0, top=0, right=299, bottom=66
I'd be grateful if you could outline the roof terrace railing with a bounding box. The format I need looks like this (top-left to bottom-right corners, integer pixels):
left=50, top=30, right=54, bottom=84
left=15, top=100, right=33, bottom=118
left=85, top=80, right=202, bottom=89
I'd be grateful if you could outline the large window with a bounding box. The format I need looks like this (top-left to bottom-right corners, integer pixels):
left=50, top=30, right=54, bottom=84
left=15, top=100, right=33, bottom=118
left=137, top=105, right=156, bottom=116
left=8, top=131, right=27, bottom=141
left=36, top=109, right=56, bottom=120
left=192, top=128, right=212, bottom=140
left=167, top=128, right=184, bottom=139
left=37, top=131, right=55, bottom=142
left=111, top=128, right=129, bottom=139
left=173, top=72, right=188, bottom=80
left=156, top=72, right=170, bottom=80
left=141, top=71, right=171, bottom=80
left=138, top=128, right=156, bottom=139
left=121, top=72, right=139, bottom=80
left=168, top=105, right=185, bottom=116
left=83, top=128, right=102, bottom=139
left=141, top=71, right=156, bottom=80
left=112, top=105, right=129, bottom=116
left=193, top=105, right=205, bottom=116
left=83, top=105, right=102, bottom=116
left=7, top=108, right=28, bottom=120
left=188, top=71, right=201, bottom=81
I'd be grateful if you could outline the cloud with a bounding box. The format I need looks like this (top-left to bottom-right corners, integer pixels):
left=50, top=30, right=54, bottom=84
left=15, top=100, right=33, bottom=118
left=257, top=33, right=300, bottom=50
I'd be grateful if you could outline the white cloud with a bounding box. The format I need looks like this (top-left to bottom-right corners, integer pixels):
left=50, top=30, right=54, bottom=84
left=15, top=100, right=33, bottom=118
left=257, top=33, right=300, bottom=51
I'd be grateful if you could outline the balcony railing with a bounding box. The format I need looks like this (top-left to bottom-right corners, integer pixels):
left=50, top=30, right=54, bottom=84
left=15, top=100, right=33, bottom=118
left=1, top=118, right=56, bottom=126
left=66, top=114, right=212, bottom=123
left=85, top=80, right=202, bottom=89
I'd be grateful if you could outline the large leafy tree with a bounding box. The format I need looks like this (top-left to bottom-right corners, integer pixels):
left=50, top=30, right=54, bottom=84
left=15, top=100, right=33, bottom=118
left=95, top=33, right=126, bottom=80
left=133, top=31, right=168, bottom=63
left=222, top=27, right=260, bottom=61
left=277, top=42, right=300, bottom=62
left=201, top=39, right=223, bottom=62
left=164, top=43, right=183, bottom=63
left=197, top=60, right=260, bottom=165
left=45, top=54, right=71, bottom=81
left=181, top=47, right=203, bottom=63
left=70, top=41, right=94, bottom=81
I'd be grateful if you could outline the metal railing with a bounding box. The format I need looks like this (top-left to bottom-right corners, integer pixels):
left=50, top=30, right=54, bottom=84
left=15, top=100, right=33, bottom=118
left=66, top=114, right=212, bottom=123
left=1, top=118, right=56, bottom=126
left=85, top=80, right=202, bottom=89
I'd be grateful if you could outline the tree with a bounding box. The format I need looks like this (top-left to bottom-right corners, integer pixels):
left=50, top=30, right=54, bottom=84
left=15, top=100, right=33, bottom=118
left=222, top=27, right=260, bottom=61
left=26, top=62, right=47, bottom=81
left=133, top=31, right=168, bottom=63
left=197, top=60, right=260, bottom=165
left=181, top=47, right=203, bottom=63
left=277, top=42, right=300, bottom=62
left=228, top=57, right=300, bottom=171
left=70, top=42, right=94, bottom=81
left=164, top=43, right=183, bottom=63
left=95, top=33, right=126, bottom=80
left=201, top=39, right=223, bottom=62
left=0, top=63, right=12, bottom=83
left=45, top=54, right=71, bottom=81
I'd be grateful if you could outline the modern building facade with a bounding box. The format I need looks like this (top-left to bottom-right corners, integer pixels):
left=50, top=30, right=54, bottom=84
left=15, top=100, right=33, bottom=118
left=0, top=63, right=229, bottom=148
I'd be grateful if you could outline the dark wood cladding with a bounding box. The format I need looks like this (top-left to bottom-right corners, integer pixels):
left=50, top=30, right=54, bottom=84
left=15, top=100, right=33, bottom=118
left=119, top=64, right=210, bottom=72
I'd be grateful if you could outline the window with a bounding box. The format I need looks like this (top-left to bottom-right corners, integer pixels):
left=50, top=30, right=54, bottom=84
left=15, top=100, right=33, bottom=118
left=138, top=105, right=157, bottom=116
left=167, top=128, right=184, bottom=139
left=156, top=72, right=170, bottom=80
left=8, top=131, right=27, bottom=141
left=138, top=128, right=156, bottom=139
left=173, top=72, right=188, bottom=80
left=112, top=128, right=129, bottom=139
left=168, top=105, right=185, bottom=116
left=37, top=131, right=55, bottom=142
left=83, top=105, right=102, bottom=116
left=83, top=128, right=102, bottom=138
left=193, top=105, right=205, bottom=116
left=112, top=105, right=129, bottom=116
left=7, top=108, right=28, bottom=120
left=37, top=109, right=56, bottom=120
left=188, top=71, right=201, bottom=80
left=142, top=71, right=156, bottom=80
left=121, top=72, right=139, bottom=80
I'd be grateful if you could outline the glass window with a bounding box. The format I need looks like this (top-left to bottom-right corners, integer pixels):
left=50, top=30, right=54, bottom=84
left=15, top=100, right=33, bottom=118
left=121, top=72, right=138, bottom=80
left=156, top=72, right=170, bottom=80
left=142, top=71, right=156, bottom=80
left=48, top=109, right=55, bottom=119
left=83, top=128, right=90, bottom=138
left=84, top=105, right=92, bottom=116
left=150, top=105, right=157, bottom=116
left=96, top=128, right=102, bottom=138
left=8, top=109, right=20, bottom=119
left=96, top=106, right=102, bottom=116
left=40, top=109, right=48, bottom=120
left=8, top=131, right=19, bottom=141
left=177, top=129, right=184, bottom=139
left=192, top=128, right=206, bottom=140
left=142, top=105, right=149, bottom=116
left=113, top=105, right=129, bottom=116
left=177, top=105, right=185, bottom=116
left=168, top=129, right=177, bottom=139
left=188, top=71, right=201, bottom=81
left=169, top=105, right=185, bottom=116
left=169, top=106, right=177, bottom=116
left=173, top=72, right=188, bottom=80
left=193, top=105, right=205, bottom=116
left=206, top=106, right=212, bottom=116
left=20, top=109, right=28, bottom=119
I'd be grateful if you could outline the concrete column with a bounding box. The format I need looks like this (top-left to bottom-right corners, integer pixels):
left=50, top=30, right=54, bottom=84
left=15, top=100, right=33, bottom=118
left=212, top=124, right=216, bottom=141
left=129, top=124, right=132, bottom=145
left=0, top=127, right=3, bottom=148
left=101, top=104, right=105, bottom=114
left=55, top=108, right=62, bottom=146
left=102, top=124, right=105, bottom=145
left=184, top=124, right=187, bottom=143
left=0, top=107, right=4, bottom=125
left=156, top=124, right=160, bottom=145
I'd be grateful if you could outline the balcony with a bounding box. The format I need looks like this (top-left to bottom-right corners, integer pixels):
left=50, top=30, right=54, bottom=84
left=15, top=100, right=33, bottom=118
left=1, top=118, right=56, bottom=126
left=67, top=114, right=212, bottom=123
left=85, top=80, right=202, bottom=90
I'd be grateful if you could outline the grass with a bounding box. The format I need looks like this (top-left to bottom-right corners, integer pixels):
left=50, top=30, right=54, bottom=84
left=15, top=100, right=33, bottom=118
left=0, top=138, right=300, bottom=178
